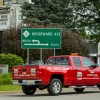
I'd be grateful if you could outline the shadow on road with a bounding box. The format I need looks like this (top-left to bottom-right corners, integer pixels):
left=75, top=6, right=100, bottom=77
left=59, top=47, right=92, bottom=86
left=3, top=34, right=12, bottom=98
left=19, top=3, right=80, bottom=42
left=3, top=91, right=100, bottom=97
left=61, top=91, right=100, bottom=95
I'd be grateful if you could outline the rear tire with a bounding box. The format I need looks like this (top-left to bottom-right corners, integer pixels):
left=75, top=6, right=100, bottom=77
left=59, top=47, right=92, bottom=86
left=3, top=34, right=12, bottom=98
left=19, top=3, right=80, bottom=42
left=74, top=88, right=85, bottom=93
left=22, top=86, right=36, bottom=95
left=47, top=78, right=62, bottom=96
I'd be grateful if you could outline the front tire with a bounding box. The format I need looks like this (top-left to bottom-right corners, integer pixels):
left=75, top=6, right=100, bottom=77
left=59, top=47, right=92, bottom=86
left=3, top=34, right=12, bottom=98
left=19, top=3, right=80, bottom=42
left=22, top=86, right=36, bottom=95
left=47, top=78, right=62, bottom=96
left=74, top=88, right=85, bottom=93
left=97, top=85, right=100, bottom=90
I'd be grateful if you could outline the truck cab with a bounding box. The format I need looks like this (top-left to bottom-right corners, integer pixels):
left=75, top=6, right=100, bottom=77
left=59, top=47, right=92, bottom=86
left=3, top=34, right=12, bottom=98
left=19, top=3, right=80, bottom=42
left=12, top=54, right=100, bottom=95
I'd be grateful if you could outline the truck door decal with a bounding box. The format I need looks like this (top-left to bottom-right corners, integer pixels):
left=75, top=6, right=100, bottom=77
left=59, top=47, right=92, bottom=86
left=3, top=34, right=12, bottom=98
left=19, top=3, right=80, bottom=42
left=87, top=74, right=99, bottom=78
left=77, top=72, right=83, bottom=80
left=47, top=67, right=69, bottom=71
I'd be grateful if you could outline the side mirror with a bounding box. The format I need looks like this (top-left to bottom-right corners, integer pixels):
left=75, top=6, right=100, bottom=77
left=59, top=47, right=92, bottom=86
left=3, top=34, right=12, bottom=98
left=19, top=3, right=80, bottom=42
left=90, top=64, right=98, bottom=68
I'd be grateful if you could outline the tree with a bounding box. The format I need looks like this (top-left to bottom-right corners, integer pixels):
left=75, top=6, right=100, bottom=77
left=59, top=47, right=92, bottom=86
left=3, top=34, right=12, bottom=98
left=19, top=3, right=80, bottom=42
left=21, top=0, right=100, bottom=44
left=2, top=23, right=89, bottom=62
left=0, top=54, right=24, bottom=71
left=21, top=0, right=73, bottom=28
left=71, top=0, right=100, bottom=44
left=90, top=33, right=100, bottom=45
left=2, top=28, right=27, bottom=60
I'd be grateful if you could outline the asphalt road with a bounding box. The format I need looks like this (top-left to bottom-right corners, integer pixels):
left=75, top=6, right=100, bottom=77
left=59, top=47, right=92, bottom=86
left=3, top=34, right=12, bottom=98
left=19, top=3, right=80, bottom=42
left=0, top=88, right=100, bottom=100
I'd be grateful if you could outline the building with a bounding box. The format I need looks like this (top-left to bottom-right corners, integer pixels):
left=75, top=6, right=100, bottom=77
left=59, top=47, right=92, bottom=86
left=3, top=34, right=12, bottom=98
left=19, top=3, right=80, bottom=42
left=0, top=0, right=32, bottom=52
left=0, top=0, right=32, bottom=30
left=0, top=0, right=25, bottom=30
left=0, top=64, right=8, bottom=74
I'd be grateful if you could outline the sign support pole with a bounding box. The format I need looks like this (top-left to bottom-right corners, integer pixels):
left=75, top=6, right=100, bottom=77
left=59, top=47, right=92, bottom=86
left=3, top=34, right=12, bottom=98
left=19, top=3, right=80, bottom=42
left=27, top=48, right=29, bottom=64
left=40, top=49, right=42, bottom=63
left=54, top=49, right=55, bottom=56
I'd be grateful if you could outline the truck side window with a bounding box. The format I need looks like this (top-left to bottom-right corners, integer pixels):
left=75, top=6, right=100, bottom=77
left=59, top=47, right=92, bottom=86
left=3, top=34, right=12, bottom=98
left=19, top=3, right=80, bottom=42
left=56, top=58, right=70, bottom=66
left=63, top=58, right=70, bottom=66
left=46, top=58, right=55, bottom=65
left=73, top=57, right=81, bottom=67
left=46, top=57, right=70, bottom=66
left=82, top=58, right=94, bottom=67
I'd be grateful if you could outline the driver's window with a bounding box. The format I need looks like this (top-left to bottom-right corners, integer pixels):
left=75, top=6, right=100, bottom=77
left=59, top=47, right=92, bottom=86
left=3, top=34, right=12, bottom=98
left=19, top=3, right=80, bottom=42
left=82, top=58, right=94, bottom=67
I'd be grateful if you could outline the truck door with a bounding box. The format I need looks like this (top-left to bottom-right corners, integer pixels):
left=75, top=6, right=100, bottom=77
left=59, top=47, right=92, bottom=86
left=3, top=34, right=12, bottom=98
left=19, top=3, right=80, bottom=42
left=72, top=57, right=84, bottom=85
left=81, top=57, right=99, bottom=85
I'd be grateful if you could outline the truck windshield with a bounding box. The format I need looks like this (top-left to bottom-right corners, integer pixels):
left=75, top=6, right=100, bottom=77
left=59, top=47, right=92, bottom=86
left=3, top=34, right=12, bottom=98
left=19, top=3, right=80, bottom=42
left=46, top=57, right=70, bottom=66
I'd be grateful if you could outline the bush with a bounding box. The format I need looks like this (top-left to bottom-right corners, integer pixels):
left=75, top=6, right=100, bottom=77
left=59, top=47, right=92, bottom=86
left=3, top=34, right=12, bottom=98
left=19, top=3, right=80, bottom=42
left=0, top=73, right=12, bottom=85
left=0, top=54, right=24, bottom=71
left=2, top=24, right=89, bottom=61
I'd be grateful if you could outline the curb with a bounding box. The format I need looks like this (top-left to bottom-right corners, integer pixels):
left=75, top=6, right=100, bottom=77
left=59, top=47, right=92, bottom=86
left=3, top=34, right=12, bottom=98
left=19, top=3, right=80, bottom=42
left=0, top=91, right=22, bottom=94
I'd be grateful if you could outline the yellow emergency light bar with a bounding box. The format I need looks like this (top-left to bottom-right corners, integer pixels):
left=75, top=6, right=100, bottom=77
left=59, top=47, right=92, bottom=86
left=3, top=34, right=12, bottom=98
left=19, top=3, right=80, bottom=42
left=71, top=53, right=78, bottom=56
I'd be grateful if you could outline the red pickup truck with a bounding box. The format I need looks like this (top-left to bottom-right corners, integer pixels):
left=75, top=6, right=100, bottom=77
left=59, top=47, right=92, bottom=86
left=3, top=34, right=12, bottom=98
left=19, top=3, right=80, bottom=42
left=12, top=55, right=100, bottom=95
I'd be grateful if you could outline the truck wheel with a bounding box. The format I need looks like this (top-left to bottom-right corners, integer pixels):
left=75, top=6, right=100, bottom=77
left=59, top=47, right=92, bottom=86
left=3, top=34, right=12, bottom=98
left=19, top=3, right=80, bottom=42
left=47, top=78, right=62, bottom=95
left=74, top=88, right=85, bottom=93
left=99, top=87, right=100, bottom=90
left=22, top=86, right=36, bottom=95
left=97, top=85, right=100, bottom=90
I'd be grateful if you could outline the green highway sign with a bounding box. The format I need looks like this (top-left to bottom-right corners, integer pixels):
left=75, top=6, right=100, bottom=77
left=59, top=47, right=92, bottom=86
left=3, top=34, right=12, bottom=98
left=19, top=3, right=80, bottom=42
left=21, top=28, right=61, bottom=49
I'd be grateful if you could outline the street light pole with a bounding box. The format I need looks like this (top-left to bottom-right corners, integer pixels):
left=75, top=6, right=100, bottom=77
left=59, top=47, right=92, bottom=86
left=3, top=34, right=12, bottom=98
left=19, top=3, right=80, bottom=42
left=40, top=49, right=42, bottom=63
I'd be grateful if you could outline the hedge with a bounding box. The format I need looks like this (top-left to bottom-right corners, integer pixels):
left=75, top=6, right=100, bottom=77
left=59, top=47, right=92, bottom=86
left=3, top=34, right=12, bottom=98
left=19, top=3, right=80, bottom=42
left=0, top=53, right=24, bottom=71
left=0, top=73, right=12, bottom=85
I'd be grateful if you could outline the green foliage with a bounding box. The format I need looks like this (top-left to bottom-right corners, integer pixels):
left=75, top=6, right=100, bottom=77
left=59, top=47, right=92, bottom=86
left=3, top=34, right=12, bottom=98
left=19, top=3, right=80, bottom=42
left=21, top=0, right=100, bottom=44
left=2, top=28, right=27, bottom=60
left=0, top=73, right=12, bottom=85
left=29, top=24, right=89, bottom=60
left=0, top=85, right=21, bottom=91
left=2, top=24, right=89, bottom=62
left=0, top=54, right=24, bottom=71
left=90, top=33, right=100, bottom=46
left=21, top=0, right=72, bottom=27
left=56, top=29, right=89, bottom=56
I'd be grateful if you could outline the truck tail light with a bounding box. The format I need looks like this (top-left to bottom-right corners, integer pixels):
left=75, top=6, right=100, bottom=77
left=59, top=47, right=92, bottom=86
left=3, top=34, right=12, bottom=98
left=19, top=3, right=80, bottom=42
left=31, top=68, right=36, bottom=76
left=14, top=69, right=18, bottom=76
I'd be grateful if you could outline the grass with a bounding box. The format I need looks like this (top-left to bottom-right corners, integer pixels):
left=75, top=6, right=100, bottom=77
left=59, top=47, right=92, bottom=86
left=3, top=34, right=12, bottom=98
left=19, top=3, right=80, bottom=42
left=0, top=73, right=21, bottom=92
left=0, top=85, right=21, bottom=91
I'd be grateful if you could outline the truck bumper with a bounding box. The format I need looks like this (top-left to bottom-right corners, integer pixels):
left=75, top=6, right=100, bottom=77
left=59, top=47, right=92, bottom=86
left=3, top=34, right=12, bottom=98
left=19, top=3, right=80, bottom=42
left=12, top=80, right=42, bottom=85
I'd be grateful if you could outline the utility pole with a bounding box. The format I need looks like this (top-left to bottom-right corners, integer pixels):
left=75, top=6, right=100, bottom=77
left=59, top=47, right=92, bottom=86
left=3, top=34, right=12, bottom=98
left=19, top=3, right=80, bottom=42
left=98, top=42, right=100, bottom=65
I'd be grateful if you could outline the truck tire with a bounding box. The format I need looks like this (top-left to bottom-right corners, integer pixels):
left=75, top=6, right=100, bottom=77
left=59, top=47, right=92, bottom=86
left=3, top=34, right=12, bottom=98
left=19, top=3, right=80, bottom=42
left=22, top=86, right=36, bottom=95
left=47, top=78, right=62, bottom=95
left=99, top=87, right=100, bottom=90
left=97, top=85, right=100, bottom=90
left=74, top=88, right=85, bottom=93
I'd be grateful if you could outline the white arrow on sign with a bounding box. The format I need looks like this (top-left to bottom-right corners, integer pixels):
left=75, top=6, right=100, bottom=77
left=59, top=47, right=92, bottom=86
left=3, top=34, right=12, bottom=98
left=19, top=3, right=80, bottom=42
left=24, top=39, right=49, bottom=46
left=32, top=39, right=40, bottom=44
left=24, top=43, right=49, bottom=46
